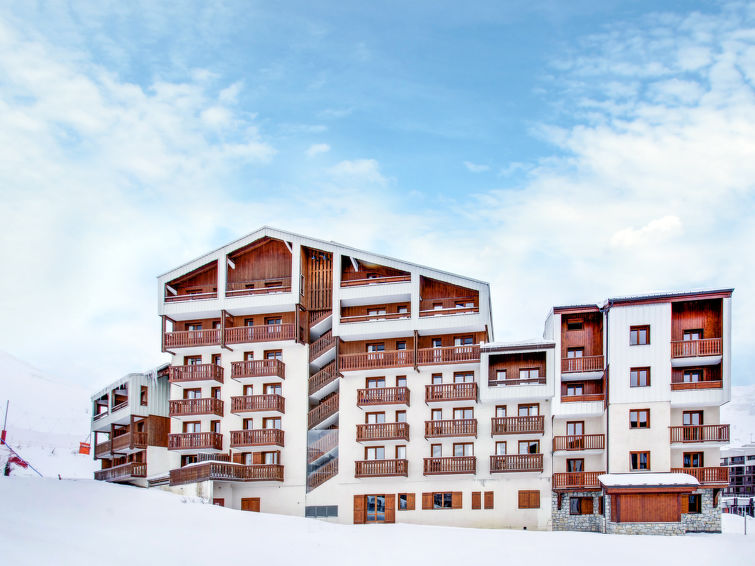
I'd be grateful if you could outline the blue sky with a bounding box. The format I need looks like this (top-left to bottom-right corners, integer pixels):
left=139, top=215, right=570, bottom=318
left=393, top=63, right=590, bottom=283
left=0, top=1, right=754, bottom=387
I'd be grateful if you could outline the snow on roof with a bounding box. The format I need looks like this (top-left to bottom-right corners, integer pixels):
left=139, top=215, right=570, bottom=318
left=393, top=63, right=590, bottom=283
left=605, top=288, right=733, bottom=306
left=599, top=473, right=700, bottom=488
left=481, top=338, right=555, bottom=352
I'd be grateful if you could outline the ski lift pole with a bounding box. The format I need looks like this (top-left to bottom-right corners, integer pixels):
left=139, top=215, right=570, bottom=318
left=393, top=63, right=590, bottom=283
left=1, top=400, right=8, bottom=444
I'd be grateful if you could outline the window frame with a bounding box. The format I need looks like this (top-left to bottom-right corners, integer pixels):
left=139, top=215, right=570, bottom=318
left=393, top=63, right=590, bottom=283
left=629, top=409, right=650, bottom=429
left=630, top=451, right=651, bottom=471
left=629, top=325, right=650, bottom=346
left=630, top=367, right=651, bottom=388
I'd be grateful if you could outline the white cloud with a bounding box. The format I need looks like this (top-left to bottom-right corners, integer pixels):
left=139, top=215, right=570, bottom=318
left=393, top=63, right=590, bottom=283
left=463, top=161, right=490, bottom=173
left=328, top=159, right=387, bottom=185
left=306, top=143, right=331, bottom=157
left=610, top=216, right=683, bottom=248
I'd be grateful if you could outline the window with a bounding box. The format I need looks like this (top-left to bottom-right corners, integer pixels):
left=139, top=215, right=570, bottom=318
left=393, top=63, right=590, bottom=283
left=181, top=455, right=197, bottom=467
left=211, top=354, right=221, bottom=365
left=495, top=405, right=507, bottom=418
left=431, top=444, right=442, bottom=457
left=396, top=341, right=407, bottom=351
left=264, top=383, right=282, bottom=395
left=265, top=350, right=282, bottom=360
left=454, top=372, right=474, bottom=383
left=186, top=323, right=202, bottom=331
left=683, top=369, right=703, bottom=383
left=365, top=446, right=385, bottom=460
left=211, top=387, right=221, bottom=399
left=630, top=451, right=651, bottom=471
left=519, top=440, right=539, bottom=455
left=566, top=384, right=583, bottom=396
left=244, top=318, right=254, bottom=327
left=518, top=491, right=540, bottom=509
left=566, top=458, right=584, bottom=472
left=397, top=305, right=409, bottom=314
left=395, top=445, right=406, bottom=459
left=453, top=407, right=474, bottom=420
left=566, top=318, right=583, bottom=331
left=243, top=418, right=253, bottom=430
left=630, top=367, right=651, bottom=387
left=453, top=443, right=474, bottom=457
left=366, top=377, right=385, bottom=388
left=184, top=388, right=201, bottom=400
left=243, top=384, right=253, bottom=395
left=184, top=355, right=201, bottom=365
left=683, top=329, right=703, bottom=341
left=495, top=369, right=507, bottom=383
left=684, top=452, right=704, bottom=468
left=263, top=417, right=281, bottom=429
left=366, top=412, right=385, bottom=424
left=140, top=386, right=148, bottom=406
left=431, top=409, right=442, bottom=421
left=210, top=420, right=220, bottom=433
left=265, top=317, right=282, bottom=325
left=263, top=451, right=279, bottom=465
left=454, top=336, right=473, bottom=346
left=395, top=411, right=407, bottom=423
left=495, top=441, right=507, bottom=455
left=396, top=376, right=407, bottom=387
left=519, top=368, right=540, bottom=381
left=183, top=421, right=200, bottom=433
left=629, top=409, right=650, bottom=429
left=687, top=494, right=702, bottom=513
left=566, top=348, right=583, bottom=359
left=367, top=308, right=386, bottom=317
left=569, top=497, right=593, bottom=515
left=432, top=338, right=443, bottom=348
left=367, top=343, right=385, bottom=353
left=244, top=351, right=254, bottom=361
left=398, top=493, right=414, bottom=511
left=683, top=411, right=703, bottom=426
left=518, top=404, right=539, bottom=417
left=630, top=325, right=650, bottom=345
left=431, top=373, right=443, bottom=384
left=433, top=493, right=453, bottom=509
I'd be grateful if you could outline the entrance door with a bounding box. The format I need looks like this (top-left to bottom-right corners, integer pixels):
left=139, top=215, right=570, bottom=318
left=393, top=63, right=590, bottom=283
left=366, top=494, right=386, bottom=523
left=241, top=498, right=261, bottom=512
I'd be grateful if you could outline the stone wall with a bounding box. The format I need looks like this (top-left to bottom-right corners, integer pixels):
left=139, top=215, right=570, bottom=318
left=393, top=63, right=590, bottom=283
left=605, top=520, right=685, bottom=535
left=681, top=489, right=722, bottom=533
left=551, top=491, right=604, bottom=532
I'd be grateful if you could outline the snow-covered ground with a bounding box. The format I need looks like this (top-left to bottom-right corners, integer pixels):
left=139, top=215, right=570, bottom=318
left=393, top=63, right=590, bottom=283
left=0, top=477, right=750, bottom=565
left=722, top=384, right=755, bottom=446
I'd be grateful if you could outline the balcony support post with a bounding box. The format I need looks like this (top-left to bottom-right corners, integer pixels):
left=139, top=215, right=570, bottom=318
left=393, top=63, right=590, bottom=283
left=161, top=315, right=176, bottom=355
left=221, top=310, right=233, bottom=351
left=413, top=330, right=419, bottom=373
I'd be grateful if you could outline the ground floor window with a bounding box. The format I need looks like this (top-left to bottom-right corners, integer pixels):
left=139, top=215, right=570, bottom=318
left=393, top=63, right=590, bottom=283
left=366, top=495, right=386, bottom=522
left=687, top=494, right=702, bottom=514
left=570, top=496, right=593, bottom=515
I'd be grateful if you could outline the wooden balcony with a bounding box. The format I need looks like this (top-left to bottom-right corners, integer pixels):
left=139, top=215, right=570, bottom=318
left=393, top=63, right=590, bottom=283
left=340, top=312, right=411, bottom=324
left=419, top=297, right=479, bottom=317
left=165, top=285, right=217, bottom=303
left=356, top=422, right=410, bottom=442
left=170, top=462, right=284, bottom=486
left=490, top=454, right=543, bottom=473
left=553, top=434, right=605, bottom=451
left=94, top=440, right=111, bottom=459
left=309, top=330, right=336, bottom=362
left=230, top=429, right=285, bottom=448
left=168, top=432, right=223, bottom=451
left=671, top=466, right=729, bottom=486
left=488, top=376, right=546, bottom=387
left=424, top=419, right=477, bottom=438
left=230, top=394, right=285, bottom=414
left=357, top=387, right=410, bottom=407
left=231, top=359, right=285, bottom=380
left=169, top=364, right=224, bottom=384
left=309, top=309, right=332, bottom=328
left=423, top=456, right=476, bottom=475
left=308, top=430, right=339, bottom=463
left=561, top=355, right=604, bottom=373
left=112, top=400, right=128, bottom=413
left=416, top=345, right=480, bottom=365
left=561, top=380, right=605, bottom=403
left=425, top=382, right=477, bottom=403
left=355, top=459, right=408, bottom=478
left=671, top=338, right=722, bottom=358
left=163, top=329, right=220, bottom=349
left=111, top=431, right=148, bottom=453
left=94, top=462, right=147, bottom=482
left=308, top=393, right=339, bottom=429
left=225, top=324, right=296, bottom=345
left=670, top=378, right=723, bottom=391
left=226, top=277, right=292, bottom=297
left=552, top=471, right=604, bottom=490
left=339, top=350, right=414, bottom=371
left=670, top=424, right=729, bottom=443
left=309, top=362, right=338, bottom=396
left=169, top=398, right=224, bottom=418
left=307, top=458, right=339, bottom=491
left=491, top=415, right=544, bottom=436
left=93, top=410, right=109, bottom=422
left=341, top=274, right=411, bottom=287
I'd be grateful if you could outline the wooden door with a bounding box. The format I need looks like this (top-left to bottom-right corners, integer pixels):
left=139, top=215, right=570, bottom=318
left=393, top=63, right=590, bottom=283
left=241, top=498, right=260, bottom=512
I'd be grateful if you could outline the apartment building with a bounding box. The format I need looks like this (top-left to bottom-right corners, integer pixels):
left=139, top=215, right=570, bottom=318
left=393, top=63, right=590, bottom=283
left=91, top=365, right=171, bottom=485
left=721, top=445, right=755, bottom=515
left=109, top=226, right=732, bottom=534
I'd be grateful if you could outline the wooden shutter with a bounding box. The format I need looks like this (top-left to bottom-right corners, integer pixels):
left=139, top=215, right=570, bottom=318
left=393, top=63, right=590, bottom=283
left=406, top=493, right=416, bottom=511
left=581, top=496, right=593, bottom=514
left=518, top=491, right=527, bottom=509
left=484, top=491, right=494, bottom=509
left=385, top=494, right=395, bottom=523
left=252, top=452, right=264, bottom=465
left=422, top=493, right=433, bottom=510
left=233, top=453, right=243, bottom=464
left=451, top=492, right=462, bottom=509
left=680, top=494, right=689, bottom=514
left=353, top=495, right=365, bottom=524
left=471, top=492, right=481, bottom=510
left=519, top=490, right=539, bottom=509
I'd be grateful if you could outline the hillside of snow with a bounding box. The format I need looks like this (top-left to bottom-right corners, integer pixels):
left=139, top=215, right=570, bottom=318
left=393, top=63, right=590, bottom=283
left=0, top=350, right=96, bottom=478
left=723, top=384, right=755, bottom=447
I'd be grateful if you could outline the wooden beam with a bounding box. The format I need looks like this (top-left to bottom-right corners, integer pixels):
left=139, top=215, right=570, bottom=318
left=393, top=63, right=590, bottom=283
left=221, top=309, right=233, bottom=351
left=350, top=256, right=359, bottom=272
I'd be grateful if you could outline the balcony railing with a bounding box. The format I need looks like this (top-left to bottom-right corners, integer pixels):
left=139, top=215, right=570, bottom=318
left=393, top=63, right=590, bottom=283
left=170, top=462, right=284, bottom=486
left=111, top=431, right=148, bottom=452
left=309, top=362, right=338, bottom=396
left=309, top=330, right=336, bottom=361
left=307, top=458, right=339, bottom=491
left=671, top=338, right=722, bottom=358
left=94, top=462, right=147, bottom=482
left=93, top=410, right=109, bottom=421
left=165, top=285, right=217, bottom=303
left=169, top=398, right=224, bottom=418
left=671, top=466, right=729, bottom=485
left=339, top=350, right=414, bottom=371
left=309, top=309, right=332, bottom=328
left=419, top=297, right=479, bottom=317
left=423, top=456, right=476, bottom=475
left=561, top=381, right=605, bottom=403
left=164, top=329, right=220, bottom=349
left=168, top=432, right=223, bottom=451
left=169, top=364, right=224, bottom=384
left=230, top=429, right=285, bottom=448
left=416, top=345, right=480, bottom=365
left=308, top=393, right=339, bottom=429
left=490, top=454, right=543, bottom=473
left=341, top=274, right=411, bottom=287
left=307, top=430, right=339, bottom=463
left=491, top=415, right=544, bottom=436
left=553, top=434, right=605, bottom=451
left=355, top=459, right=408, bottom=478
left=231, top=359, right=285, bottom=380
left=670, top=378, right=723, bottom=391
left=225, top=324, right=296, bottom=345
left=340, top=312, right=411, bottom=324
left=424, top=419, right=477, bottom=438
left=230, top=394, right=285, bottom=414
left=356, top=422, right=409, bottom=442
left=425, top=382, right=477, bottom=402
left=670, top=425, right=729, bottom=443
left=94, top=440, right=111, bottom=458
left=226, top=277, right=292, bottom=297
left=561, top=355, right=604, bottom=373
left=552, top=471, right=604, bottom=490
left=488, top=376, right=546, bottom=387
left=357, top=387, right=410, bottom=407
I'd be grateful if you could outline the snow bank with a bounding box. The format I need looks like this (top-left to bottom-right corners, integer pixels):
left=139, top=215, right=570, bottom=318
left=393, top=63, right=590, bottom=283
left=723, top=384, right=755, bottom=446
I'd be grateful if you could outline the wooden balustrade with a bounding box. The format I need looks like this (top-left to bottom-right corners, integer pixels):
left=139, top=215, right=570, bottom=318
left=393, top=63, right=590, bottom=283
left=671, top=338, right=722, bottom=358
left=552, top=471, right=604, bottom=490
left=111, top=401, right=128, bottom=413
left=169, top=398, right=224, bottom=418
left=225, top=324, right=296, bottom=345
left=93, top=411, right=109, bottom=421
left=230, top=429, right=285, bottom=448
left=226, top=277, right=292, bottom=297
left=94, top=440, right=111, bottom=458
left=340, top=274, right=411, bottom=287
left=163, top=329, right=221, bottom=349
left=670, top=425, right=729, bottom=443
left=425, top=382, right=477, bottom=402
left=561, top=380, right=605, bottom=403
left=671, top=466, right=729, bottom=485
left=490, top=454, right=543, bottom=473
left=416, top=345, right=480, bottom=365
left=356, top=422, right=410, bottom=442
left=197, top=452, right=231, bottom=463
left=170, top=462, right=284, bottom=486
left=94, top=462, right=147, bottom=482
left=307, top=430, right=339, bottom=463
left=231, top=359, right=285, bottom=380
left=357, top=387, right=410, bottom=407
left=168, top=432, right=223, bottom=451
left=561, top=355, right=604, bottom=373
left=355, top=459, right=408, bottom=478
left=488, top=376, right=546, bottom=387
left=111, top=431, right=148, bottom=452
left=308, top=394, right=339, bottom=428
left=309, top=362, right=338, bottom=396
left=165, top=285, right=217, bottom=302
left=307, top=458, right=339, bottom=490
left=309, top=330, right=336, bottom=361
left=424, top=419, right=477, bottom=438
left=340, top=312, right=411, bottom=324
left=230, top=394, right=285, bottom=414
left=670, top=379, right=723, bottom=391
left=169, top=364, right=224, bottom=384
left=491, top=415, right=545, bottom=435
left=419, top=297, right=479, bottom=316
left=309, top=309, right=332, bottom=327
left=553, top=434, right=605, bottom=451
left=339, top=350, right=414, bottom=371
left=423, top=456, right=476, bottom=475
